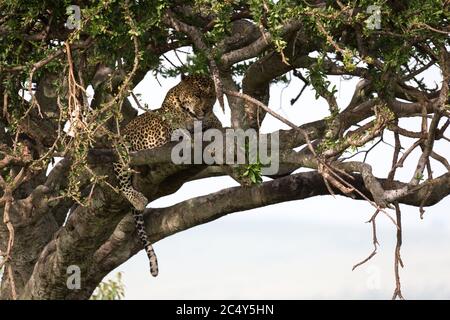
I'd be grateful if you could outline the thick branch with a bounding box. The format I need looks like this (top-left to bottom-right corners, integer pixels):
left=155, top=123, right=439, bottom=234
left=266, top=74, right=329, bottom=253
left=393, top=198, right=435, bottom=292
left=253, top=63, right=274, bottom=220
left=78, top=169, right=450, bottom=299
left=221, top=20, right=303, bottom=67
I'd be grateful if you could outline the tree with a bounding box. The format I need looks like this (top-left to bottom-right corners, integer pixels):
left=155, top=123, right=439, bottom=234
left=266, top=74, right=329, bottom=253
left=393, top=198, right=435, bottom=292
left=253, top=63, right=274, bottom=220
left=0, top=0, right=449, bottom=300
left=90, top=272, right=125, bottom=300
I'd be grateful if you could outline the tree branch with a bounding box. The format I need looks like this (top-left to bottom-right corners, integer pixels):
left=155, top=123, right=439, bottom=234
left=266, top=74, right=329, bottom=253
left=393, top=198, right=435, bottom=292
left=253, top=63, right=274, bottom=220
left=80, top=170, right=450, bottom=299
left=221, top=20, right=303, bottom=67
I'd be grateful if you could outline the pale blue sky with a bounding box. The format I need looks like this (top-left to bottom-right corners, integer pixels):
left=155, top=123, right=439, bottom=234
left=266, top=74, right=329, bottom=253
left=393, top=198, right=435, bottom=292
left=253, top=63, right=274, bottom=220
left=99, top=51, right=450, bottom=300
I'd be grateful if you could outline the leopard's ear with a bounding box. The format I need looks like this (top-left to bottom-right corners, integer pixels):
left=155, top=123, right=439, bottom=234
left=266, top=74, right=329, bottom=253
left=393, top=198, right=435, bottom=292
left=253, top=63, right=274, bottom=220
left=180, top=73, right=187, bottom=80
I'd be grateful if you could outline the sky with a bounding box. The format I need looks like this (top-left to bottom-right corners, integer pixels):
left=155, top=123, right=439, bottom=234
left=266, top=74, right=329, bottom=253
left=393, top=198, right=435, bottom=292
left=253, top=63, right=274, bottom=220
left=97, top=51, right=450, bottom=300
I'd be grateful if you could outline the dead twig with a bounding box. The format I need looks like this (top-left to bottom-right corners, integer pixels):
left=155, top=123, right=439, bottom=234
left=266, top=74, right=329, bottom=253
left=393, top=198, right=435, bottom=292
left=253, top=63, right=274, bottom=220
left=352, top=210, right=380, bottom=271
left=392, top=202, right=405, bottom=300
left=224, top=89, right=398, bottom=223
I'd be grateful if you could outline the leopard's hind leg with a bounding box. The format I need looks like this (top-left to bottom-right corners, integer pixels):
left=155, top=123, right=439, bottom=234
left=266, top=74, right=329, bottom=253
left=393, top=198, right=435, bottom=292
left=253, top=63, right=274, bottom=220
left=113, top=162, right=148, bottom=211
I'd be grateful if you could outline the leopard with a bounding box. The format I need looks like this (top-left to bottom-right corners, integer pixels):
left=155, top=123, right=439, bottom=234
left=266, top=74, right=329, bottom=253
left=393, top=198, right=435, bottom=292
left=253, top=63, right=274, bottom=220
left=114, top=74, right=219, bottom=277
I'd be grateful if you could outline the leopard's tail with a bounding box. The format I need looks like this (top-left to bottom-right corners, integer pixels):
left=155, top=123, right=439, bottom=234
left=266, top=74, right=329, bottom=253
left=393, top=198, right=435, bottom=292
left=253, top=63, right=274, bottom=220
left=132, top=208, right=159, bottom=277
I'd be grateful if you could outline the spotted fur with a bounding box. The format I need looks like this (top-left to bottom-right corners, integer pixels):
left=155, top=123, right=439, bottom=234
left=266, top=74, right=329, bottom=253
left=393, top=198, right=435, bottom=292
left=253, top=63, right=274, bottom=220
left=115, top=74, right=218, bottom=277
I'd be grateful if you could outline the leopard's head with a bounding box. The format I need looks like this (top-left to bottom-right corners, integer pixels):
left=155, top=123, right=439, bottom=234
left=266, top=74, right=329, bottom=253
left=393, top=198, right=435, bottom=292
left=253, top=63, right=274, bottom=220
left=164, top=74, right=216, bottom=119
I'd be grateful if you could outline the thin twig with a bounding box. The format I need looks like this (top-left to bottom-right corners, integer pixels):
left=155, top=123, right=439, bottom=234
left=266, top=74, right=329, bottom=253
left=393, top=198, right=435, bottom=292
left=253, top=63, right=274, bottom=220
left=352, top=210, right=380, bottom=271
left=225, top=89, right=398, bottom=224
